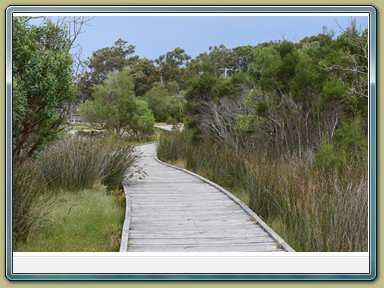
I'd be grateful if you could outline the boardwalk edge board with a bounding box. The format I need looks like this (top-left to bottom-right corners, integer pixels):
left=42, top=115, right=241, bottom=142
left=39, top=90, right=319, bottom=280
left=154, top=155, right=295, bottom=252
left=120, top=185, right=132, bottom=252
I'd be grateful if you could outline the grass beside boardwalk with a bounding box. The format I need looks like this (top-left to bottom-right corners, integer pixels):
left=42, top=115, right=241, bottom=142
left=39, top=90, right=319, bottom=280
left=16, top=186, right=125, bottom=252
left=13, top=136, right=138, bottom=251
left=157, top=130, right=368, bottom=252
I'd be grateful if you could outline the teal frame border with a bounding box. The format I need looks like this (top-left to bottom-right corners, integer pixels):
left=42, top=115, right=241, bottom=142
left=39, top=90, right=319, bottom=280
left=5, top=5, right=377, bottom=281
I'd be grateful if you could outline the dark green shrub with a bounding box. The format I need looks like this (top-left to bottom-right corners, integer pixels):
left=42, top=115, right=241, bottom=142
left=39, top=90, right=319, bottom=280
left=315, top=116, right=367, bottom=170
left=315, top=138, right=347, bottom=170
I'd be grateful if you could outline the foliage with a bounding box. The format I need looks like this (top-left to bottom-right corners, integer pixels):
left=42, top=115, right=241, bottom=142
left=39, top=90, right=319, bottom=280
left=127, top=99, right=156, bottom=141
left=126, top=57, right=160, bottom=96
left=184, top=22, right=368, bottom=159
left=144, top=82, right=184, bottom=122
left=315, top=116, right=368, bottom=170
left=78, top=38, right=135, bottom=101
left=190, top=44, right=255, bottom=77
left=155, top=47, right=191, bottom=88
left=12, top=17, right=76, bottom=160
left=79, top=70, right=155, bottom=140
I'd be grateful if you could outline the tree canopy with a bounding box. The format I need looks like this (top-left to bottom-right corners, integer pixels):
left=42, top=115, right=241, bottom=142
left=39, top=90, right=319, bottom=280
left=79, top=70, right=155, bottom=140
left=13, top=17, right=76, bottom=160
left=78, top=39, right=136, bottom=101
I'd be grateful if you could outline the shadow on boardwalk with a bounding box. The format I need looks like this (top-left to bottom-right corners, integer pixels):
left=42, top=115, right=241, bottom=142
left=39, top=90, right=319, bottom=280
left=121, top=143, right=294, bottom=252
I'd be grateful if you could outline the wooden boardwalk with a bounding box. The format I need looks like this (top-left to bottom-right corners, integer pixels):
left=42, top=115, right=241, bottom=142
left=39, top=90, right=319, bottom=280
left=121, top=143, right=294, bottom=252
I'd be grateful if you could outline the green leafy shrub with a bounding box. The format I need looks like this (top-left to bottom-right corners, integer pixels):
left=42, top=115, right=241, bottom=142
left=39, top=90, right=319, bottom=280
left=315, top=138, right=347, bottom=170
left=315, top=116, right=367, bottom=170
left=332, top=116, right=368, bottom=162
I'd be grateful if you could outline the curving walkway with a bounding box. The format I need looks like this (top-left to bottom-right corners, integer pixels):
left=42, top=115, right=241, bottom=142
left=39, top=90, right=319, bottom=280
left=121, top=143, right=294, bottom=252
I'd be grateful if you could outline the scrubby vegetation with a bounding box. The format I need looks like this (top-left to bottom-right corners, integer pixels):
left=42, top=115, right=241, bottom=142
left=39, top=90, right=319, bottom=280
left=158, top=130, right=368, bottom=252
left=13, top=136, right=138, bottom=250
left=12, top=17, right=140, bottom=251
left=158, top=21, right=369, bottom=252
left=12, top=16, right=369, bottom=252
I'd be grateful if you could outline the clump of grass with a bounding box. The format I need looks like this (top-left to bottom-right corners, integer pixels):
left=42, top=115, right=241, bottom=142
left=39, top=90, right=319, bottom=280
left=12, top=160, right=50, bottom=248
left=157, top=130, right=188, bottom=163
left=245, top=155, right=368, bottom=251
left=39, top=137, right=105, bottom=191
left=157, top=131, right=368, bottom=252
left=100, top=143, right=137, bottom=191
left=39, top=136, right=139, bottom=191
left=15, top=188, right=125, bottom=252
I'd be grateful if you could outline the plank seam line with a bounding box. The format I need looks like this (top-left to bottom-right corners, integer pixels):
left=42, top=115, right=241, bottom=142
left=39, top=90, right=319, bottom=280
left=154, top=154, right=295, bottom=252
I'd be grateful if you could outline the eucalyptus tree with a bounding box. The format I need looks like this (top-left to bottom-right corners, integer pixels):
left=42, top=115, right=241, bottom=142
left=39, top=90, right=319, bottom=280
left=155, top=47, right=191, bottom=88
left=78, top=39, right=135, bottom=101
left=126, top=57, right=160, bottom=96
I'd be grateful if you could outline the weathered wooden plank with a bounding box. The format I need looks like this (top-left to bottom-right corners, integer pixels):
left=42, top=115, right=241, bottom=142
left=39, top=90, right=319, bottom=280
left=131, top=198, right=232, bottom=203
left=130, top=203, right=239, bottom=208
left=129, top=234, right=268, bottom=240
left=129, top=224, right=260, bottom=232
left=130, top=235, right=274, bottom=246
left=130, top=195, right=229, bottom=199
left=131, top=214, right=247, bottom=221
left=131, top=218, right=251, bottom=224
left=129, top=226, right=266, bottom=234
left=128, top=243, right=282, bottom=252
left=131, top=218, right=254, bottom=225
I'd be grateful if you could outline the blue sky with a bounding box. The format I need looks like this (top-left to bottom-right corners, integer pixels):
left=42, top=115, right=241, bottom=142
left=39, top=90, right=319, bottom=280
left=73, top=15, right=368, bottom=61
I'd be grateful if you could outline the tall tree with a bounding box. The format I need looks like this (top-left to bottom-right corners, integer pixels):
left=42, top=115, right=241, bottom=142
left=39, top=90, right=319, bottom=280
left=155, top=47, right=191, bottom=88
left=79, top=70, right=155, bottom=140
left=78, top=39, right=135, bottom=101
left=144, top=82, right=183, bottom=123
left=12, top=17, right=76, bottom=160
left=126, top=57, right=160, bottom=96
